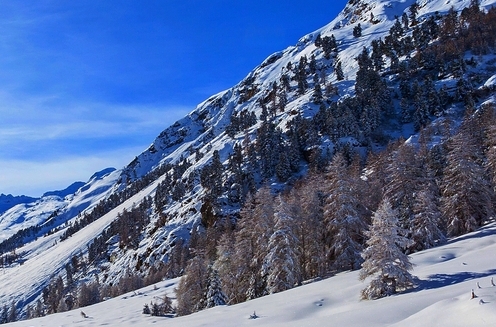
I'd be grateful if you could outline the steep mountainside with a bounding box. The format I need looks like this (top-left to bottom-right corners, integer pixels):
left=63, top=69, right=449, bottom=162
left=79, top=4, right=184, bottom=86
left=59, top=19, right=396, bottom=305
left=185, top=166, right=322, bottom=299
left=1, top=0, right=496, bottom=321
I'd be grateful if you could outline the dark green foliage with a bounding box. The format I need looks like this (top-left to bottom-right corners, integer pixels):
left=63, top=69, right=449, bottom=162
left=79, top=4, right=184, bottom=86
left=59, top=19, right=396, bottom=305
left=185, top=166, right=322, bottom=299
left=321, top=35, right=338, bottom=59
left=296, top=55, right=309, bottom=95
left=409, top=2, right=419, bottom=26
left=334, top=60, right=344, bottom=80
left=353, top=23, right=362, bottom=38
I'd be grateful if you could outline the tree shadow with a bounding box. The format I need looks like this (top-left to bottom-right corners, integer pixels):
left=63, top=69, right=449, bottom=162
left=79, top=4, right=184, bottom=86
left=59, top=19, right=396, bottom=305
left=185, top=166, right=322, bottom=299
left=414, top=269, right=496, bottom=291
left=446, top=223, right=496, bottom=245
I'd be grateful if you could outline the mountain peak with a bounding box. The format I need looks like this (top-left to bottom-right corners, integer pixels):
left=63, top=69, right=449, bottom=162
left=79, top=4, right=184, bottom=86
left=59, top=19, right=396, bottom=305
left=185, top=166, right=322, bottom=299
left=0, top=193, right=38, bottom=214
left=89, top=167, right=117, bottom=182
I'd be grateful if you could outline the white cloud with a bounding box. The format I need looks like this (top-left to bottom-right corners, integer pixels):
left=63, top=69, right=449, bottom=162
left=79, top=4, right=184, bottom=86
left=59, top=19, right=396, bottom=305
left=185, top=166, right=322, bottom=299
left=0, top=145, right=145, bottom=197
left=0, top=97, right=192, bottom=196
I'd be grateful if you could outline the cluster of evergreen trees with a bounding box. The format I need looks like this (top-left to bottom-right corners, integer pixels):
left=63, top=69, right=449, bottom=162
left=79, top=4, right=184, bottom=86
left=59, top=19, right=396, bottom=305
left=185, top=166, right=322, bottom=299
left=60, top=162, right=175, bottom=242
left=175, top=102, right=496, bottom=310
left=174, top=1, right=496, bottom=310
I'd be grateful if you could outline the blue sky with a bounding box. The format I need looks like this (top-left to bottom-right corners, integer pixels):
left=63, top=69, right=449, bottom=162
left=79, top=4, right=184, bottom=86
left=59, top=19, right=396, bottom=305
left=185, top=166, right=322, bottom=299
left=0, top=0, right=348, bottom=197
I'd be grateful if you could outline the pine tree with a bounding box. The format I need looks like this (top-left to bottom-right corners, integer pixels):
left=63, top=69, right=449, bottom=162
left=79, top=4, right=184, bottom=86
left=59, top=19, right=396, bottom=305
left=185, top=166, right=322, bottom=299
left=324, top=153, right=367, bottom=271
left=353, top=23, right=362, bottom=38
left=142, top=303, right=151, bottom=315
left=292, top=174, right=327, bottom=279
left=162, top=295, right=174, bottom=315
left=296, top=55, right=308, bottom=95
left=229, top=187, right=274, bottom=303
left=321, top=35, right=338, bottom=59
left=484, top=105, right=496, bottom=190
left=413, top=90, right=429, bottom=131
left=312, top=82, right=323, bottom=104
left=402, top=12, right=409, bottom=29
left=276, top=147, right=292, bottom=182
left=263, top=195, right=300, bottom=294
left=175, top=254, right=208, bottom=316
left=8, top=301, right=16, bottom=323
left=383, top=143, right=424, bottom=229
left=411, top=188, right=445, bottom=251
left=360, top=199, right=414, bottom=299
left=206, top=268, right=227, bottom=307
left=409, top=2, right=419, bottom=26
left=441, top=118, right=494, bottom=236
left=78, top=281, right=101, bottom=308
left=213, top=232, right=237, bottom=304
left=355, top=46, right=391, bottom=134
left=35, top=299, right=44, bottom=318
left=0, top=305, right=7, bottom=324
left=335, top=60, right=344, bottom=81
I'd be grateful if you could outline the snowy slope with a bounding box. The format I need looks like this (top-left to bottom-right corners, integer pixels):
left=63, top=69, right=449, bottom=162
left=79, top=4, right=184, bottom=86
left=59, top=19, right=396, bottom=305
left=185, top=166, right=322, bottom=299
left=0, top=195, right=37, bottom=215
left=116, top=0, right=496, bottom=271
left=5, top=222, right=496, bottom=327
left=122, top=0, right=496, bottom=180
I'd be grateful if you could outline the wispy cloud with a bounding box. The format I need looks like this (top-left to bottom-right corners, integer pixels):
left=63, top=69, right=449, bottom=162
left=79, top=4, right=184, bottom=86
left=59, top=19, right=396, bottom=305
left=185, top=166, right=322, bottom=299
left=0, top=97, right=191, bottom=195
left=0, top=147, right=141, bottom=197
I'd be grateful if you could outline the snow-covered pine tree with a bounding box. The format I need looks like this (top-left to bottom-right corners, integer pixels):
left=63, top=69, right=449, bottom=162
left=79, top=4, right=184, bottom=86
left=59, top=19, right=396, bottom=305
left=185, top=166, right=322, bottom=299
left=383, top=142, right=427, bottom=236
left=263, top=195, right=300, bottom=294
left=142, top=303, right=151, bottom=315
left=213, top=232, right=236, bottom=304
left=360, top=199, right=414, bottom=300
left=411, top=183, right=445, bottom=251
left=175, top=254, right=208, bottom=316
left=409, top=138, right=446, bottom=251
left=324, top=152, right=367, bottom=271
left=482, top=103, right=496, bottom=190
left=206, top=267, right=227, bottom=307
left=441, top=115, right=494, bottom=237
left=229, top=187, right=274, bottom=303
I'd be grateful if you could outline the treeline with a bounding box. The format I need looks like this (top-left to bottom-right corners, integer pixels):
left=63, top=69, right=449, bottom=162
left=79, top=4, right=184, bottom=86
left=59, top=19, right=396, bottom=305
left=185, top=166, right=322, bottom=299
left=25, top=231, right=190, bottom=320
left=214, top=0, right=496, bottom=210
left=0, top=211, right=60, bottom=257
left=24, top=266, right=178, bottom=319
left=176, top=101, right=496, bottom=313
left=60, top=162, right=175, bottom=242
left=24, top=192, right=193, bottom=321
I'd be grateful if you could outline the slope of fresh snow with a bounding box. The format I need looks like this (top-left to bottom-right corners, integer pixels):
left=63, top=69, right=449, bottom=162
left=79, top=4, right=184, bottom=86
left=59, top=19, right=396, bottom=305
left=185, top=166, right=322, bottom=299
left=0, top=196, right=66, bottom=240
left=0, top=195, right=38, bottom=215
left=6, top=222, right=496, bottom=327
left=0, top=166, right=195, bottom=313
left=485, top=74, right=496, bottom=88
left=123, top=0, right=496, bottom=183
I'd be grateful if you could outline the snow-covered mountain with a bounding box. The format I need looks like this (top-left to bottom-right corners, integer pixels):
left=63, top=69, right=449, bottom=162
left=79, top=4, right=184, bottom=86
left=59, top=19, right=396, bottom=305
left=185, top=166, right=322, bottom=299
left=0, top=194, right=37, bottom=216
left=1, top=0, right=496, bottom=323
left=0, top=168, right=118, bottom=240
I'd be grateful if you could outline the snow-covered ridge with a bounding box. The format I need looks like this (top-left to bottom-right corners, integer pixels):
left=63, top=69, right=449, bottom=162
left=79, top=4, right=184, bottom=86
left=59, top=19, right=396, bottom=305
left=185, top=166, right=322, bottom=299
left=0, top=194, right=37, bottom=215
left=0, top=168, right=118, bottom=240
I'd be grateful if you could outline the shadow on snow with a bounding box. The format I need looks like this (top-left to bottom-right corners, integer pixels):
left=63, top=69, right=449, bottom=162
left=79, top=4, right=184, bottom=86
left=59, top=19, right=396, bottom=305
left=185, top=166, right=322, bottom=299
left=414, top=269, right=496, bottom=291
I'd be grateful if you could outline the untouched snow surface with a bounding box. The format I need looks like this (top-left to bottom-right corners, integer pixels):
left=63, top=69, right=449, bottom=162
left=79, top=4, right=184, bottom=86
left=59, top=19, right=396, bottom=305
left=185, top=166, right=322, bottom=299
left=6, top=222, right=496, bottom=327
